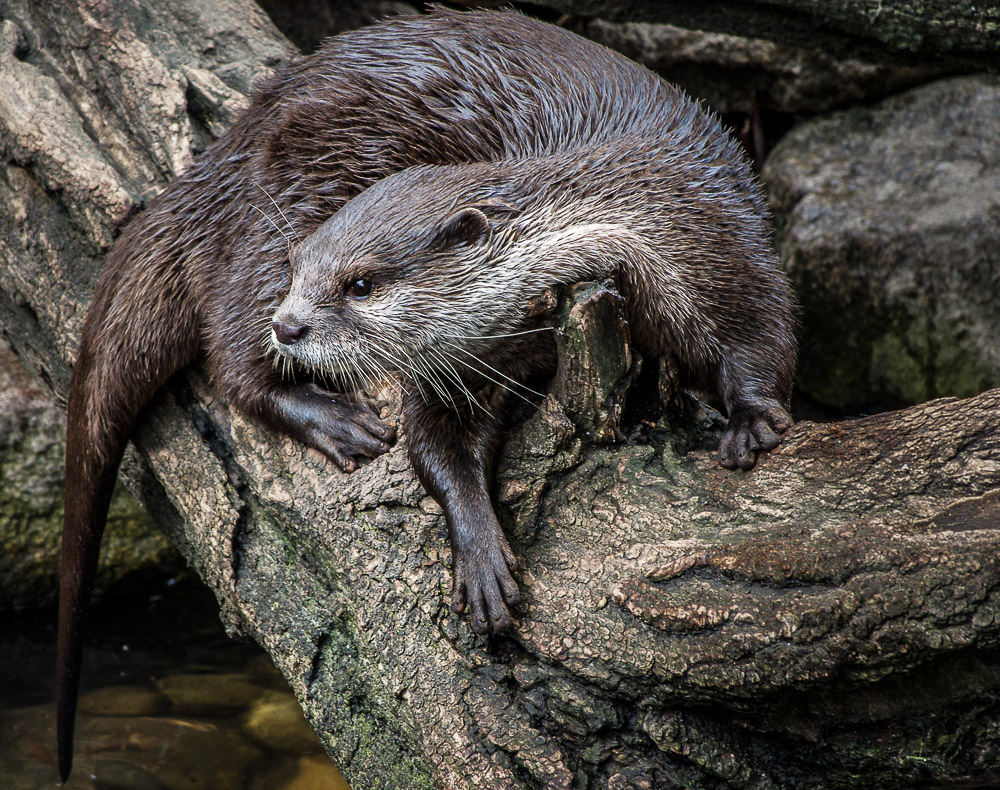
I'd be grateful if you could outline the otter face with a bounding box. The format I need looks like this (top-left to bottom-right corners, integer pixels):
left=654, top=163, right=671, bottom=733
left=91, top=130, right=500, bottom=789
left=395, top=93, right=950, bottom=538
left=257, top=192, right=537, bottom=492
left=269, top=195, right=505, bottom=395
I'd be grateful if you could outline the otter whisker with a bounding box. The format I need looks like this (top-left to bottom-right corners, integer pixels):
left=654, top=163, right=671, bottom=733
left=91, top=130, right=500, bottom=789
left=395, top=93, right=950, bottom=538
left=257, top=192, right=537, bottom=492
left=341, top=351, right=367, bottom=395
left=337, top=354, right=356, bottom=391
left=393, top=348, right=449, bottom=406
left=348, top=361, right=366, bottom=395
left=257, top=321, right=274, bottom=347
left=442, top=340, right=545, bottom=398
left=314, top=363, right=343, bottom=394
left=365, top=348, right=414, bottom=400
left=357, top=359, right=381, bottom=396
left=437, top=352, right=485, bottom=414
left=428, top=347, right=477, bottom=406
left=350, top=335, right=400, bottom=395
left=251, top=179, right=301, bottom=242
left=248, top=204, right=294, bottom=257
left=360, top=350, right=406, bottom=399
left=355, top=355, right=379, bottom=394
left=417, top=355, right=457, bottom=409
left=436, top=346, right=538, bottom=408
left=425, top=346, right=480, bottom=413
left=376, top=345, right=430, bottom=402
left=442, top=326, right=555, bottom=341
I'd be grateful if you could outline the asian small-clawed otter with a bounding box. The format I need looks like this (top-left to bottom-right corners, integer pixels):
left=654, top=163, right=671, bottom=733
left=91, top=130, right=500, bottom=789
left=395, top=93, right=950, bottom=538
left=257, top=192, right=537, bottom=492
left=57, top=8, right=795, bottom=780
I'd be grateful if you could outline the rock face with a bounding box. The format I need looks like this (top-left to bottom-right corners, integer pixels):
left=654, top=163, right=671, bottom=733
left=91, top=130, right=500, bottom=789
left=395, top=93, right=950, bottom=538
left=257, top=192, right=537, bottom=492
left=581, top=18, right=941, bottom=115
left=764, top=75, right=1000, bottom=411
left=256, top=0, right=417, bottom=54
left=545, top=0, right=999, bottom=63
left=0, top=688, right=315, bottom=790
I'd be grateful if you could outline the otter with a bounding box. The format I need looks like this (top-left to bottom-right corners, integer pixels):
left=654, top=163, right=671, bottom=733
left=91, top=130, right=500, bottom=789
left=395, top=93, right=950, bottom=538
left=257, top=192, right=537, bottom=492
left=57, top=8, right=795, bottom=781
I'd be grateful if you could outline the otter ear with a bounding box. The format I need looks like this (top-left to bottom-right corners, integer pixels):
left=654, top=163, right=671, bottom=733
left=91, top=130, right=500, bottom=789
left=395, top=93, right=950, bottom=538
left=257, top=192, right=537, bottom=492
left=434, top=207, right=491, bottom=249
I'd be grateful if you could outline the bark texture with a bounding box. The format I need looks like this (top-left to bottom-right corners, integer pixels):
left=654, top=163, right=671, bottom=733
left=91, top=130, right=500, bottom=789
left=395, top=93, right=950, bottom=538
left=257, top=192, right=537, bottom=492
left=2, top=1, right=999, bottom=789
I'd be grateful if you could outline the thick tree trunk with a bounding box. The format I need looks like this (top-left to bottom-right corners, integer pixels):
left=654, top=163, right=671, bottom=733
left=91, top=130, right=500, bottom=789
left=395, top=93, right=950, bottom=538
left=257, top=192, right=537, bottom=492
left=1, top=1, right=998, bottom=788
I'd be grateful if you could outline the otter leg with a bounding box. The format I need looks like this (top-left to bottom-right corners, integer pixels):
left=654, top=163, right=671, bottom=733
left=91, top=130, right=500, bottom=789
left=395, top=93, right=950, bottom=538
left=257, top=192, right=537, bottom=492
left=711, top=326, right=795, bottom=471
left=403, top=388, right=519, bottom=634
left=620, top=252, right=796, bottom=470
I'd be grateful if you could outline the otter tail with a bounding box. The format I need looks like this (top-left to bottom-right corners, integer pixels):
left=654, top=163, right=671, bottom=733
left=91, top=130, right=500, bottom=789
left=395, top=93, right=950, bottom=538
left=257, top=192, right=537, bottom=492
left=57, top=258, right=196, bottom=781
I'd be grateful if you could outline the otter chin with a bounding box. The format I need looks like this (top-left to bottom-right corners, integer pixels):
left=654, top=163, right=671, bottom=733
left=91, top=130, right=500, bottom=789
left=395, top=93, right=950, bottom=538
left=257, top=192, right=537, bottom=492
left=58, top=8, right=794, bottom=781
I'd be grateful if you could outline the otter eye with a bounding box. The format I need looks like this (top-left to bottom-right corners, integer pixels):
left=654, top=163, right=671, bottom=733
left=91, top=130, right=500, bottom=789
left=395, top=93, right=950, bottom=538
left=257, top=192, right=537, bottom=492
left=344, top=278, right=373, bottom=299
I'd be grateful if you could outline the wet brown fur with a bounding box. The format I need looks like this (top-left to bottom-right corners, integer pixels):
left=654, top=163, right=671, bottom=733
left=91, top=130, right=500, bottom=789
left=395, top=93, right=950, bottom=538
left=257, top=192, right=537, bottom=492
left=59, top=9, right=795, bottom=781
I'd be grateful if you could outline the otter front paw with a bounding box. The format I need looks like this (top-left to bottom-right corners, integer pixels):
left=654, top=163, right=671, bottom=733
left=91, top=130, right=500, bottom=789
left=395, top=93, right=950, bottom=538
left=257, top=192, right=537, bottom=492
left=451, top=537, right=520, bottom=634
left=279, top=383, right=396, bottom=472
left=719, top=402, right=792, bottom=471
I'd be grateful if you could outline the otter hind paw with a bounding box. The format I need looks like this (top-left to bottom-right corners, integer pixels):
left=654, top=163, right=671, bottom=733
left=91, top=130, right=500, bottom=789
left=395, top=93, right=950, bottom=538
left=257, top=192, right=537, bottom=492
left=719, top=402, right=792, bottom=471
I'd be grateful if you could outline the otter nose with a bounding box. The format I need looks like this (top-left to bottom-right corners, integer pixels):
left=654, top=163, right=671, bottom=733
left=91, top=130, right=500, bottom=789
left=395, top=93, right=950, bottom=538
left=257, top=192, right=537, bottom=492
left=273, top=320, right=310, bottom=345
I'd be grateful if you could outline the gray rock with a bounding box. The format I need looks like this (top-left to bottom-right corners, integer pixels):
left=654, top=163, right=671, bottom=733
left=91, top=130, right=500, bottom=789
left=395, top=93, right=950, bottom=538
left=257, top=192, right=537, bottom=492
left=764, top=75, right=1000, bottom=410
left=81, top=712, right=266, bottom=790
left=0, top=339, right=180, bottom=610
left=546, top=0, right=999, bottom=63
left=257, top=0, right=418, bottom=54
left=0, top=700, right=273, bottom=790
left=582, top=18, right=940, bottom=114
left=275, top=754, right=350, bottom=790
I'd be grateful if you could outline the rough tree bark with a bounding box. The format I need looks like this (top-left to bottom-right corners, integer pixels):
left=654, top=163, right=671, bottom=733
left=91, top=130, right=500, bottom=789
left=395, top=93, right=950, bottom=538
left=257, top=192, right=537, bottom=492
left=1, top=1, right=999, bottom=788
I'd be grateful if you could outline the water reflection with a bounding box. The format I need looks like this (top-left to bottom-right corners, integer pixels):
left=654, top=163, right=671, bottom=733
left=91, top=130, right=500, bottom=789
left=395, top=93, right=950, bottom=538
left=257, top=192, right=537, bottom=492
left=0, top=572, right=349, bottom=789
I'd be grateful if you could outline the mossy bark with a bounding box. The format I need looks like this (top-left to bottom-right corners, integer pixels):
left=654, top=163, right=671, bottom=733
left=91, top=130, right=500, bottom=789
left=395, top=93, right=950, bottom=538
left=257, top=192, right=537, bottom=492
left=1, top=1, right=999, bottom=788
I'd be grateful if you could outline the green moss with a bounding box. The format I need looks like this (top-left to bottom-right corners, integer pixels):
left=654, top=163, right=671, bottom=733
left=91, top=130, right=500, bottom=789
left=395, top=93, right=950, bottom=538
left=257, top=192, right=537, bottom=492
left=932, top=326, right=995, bottom=399
left=869, top=332, right=928, bottom=406
left=1, top=475, right=175, bottom=610
left=797, top=282, right=999, bottom=411
left=308, top=613, right=435, bottom=790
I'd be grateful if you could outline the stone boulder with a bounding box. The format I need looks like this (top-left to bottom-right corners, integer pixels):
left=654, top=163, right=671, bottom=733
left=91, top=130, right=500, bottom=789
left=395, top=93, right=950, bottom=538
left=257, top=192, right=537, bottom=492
left=764, top=75, right=1000, bottom=411
left=581, top=18, right=941, bottom=115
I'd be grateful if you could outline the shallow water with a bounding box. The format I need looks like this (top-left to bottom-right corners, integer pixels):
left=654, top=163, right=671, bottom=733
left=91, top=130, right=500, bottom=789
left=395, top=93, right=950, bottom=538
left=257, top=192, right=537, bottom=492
left=0, top=571, right=349, bottom=789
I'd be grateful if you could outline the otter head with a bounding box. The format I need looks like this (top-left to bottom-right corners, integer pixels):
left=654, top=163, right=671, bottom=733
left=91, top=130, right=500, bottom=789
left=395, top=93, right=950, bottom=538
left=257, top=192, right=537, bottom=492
left=270, top=167, right=522, bottom=392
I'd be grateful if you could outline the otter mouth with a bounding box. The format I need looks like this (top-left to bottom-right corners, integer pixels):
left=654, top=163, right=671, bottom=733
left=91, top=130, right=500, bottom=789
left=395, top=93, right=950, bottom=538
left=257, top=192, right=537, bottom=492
left=268, top=323, right=402, bottom=397
left=270, top=332, right=337, bottom=376
left=267, top=318, right=329, bottom=375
